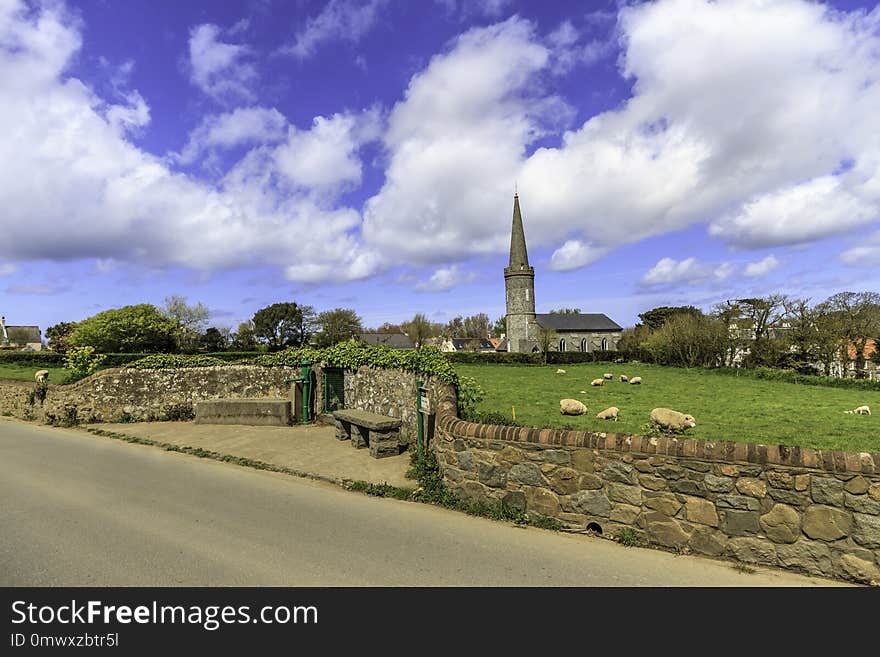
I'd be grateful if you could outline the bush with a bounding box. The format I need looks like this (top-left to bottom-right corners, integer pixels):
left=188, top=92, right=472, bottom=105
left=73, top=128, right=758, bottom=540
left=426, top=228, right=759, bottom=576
left=64, top=346, right=107, bottom=380
left=125, top=354, right=227, bottom=369
left=0, top=351, right=64, bottom=366
left=710, top=366, right=880, bottom=391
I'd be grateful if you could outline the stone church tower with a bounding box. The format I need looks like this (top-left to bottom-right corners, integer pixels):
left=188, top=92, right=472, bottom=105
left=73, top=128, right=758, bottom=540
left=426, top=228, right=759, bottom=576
left=504, top=194, right=539, bottom=353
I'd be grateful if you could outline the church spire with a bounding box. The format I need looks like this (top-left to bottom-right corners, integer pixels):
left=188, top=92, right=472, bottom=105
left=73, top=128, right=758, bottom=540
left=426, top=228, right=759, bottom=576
left=508, top=193, right=530, bottom=271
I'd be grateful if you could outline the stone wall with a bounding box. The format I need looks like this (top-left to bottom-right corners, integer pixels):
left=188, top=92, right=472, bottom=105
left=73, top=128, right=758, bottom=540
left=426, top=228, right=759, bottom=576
left=0, top=366, right=298, bottom=424
left=334, top=366, right=456, bottom=445
left=434, top=412, right=880, bottom=585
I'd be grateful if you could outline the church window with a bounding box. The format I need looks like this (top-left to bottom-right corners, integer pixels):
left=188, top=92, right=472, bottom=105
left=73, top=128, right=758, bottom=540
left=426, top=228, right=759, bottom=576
left=581, top=338, right=588, bottom=352
left=601, top=338, right=608, bottom=351
left=559, top=338, right=566, bottom=352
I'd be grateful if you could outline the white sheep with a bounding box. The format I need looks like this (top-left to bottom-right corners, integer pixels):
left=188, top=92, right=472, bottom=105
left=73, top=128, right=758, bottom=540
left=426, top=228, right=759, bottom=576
left=603, top=372, right=613, bottom=380
left=34, top=370, right=49, bottom=383
left=650, top=407, right=696, bottom=433
left=629, top=376, right=642, bottom=385
left=590, top=378, right=604, bottom=387
left=596, top=406, right=619, bottom=421
left=560, top=399, right=587, bottom=416
left=619, top=374, right=628, bottom=383
left=844, top=405, right=871, bottom=416
left=556, top=369, right=566, bottom=374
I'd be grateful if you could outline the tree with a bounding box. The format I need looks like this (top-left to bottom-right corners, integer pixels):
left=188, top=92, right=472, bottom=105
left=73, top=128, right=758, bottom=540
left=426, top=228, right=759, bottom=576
left=536, top=326, right=559, bottom=364
left=443, top=315, right=465, bottom=338
left=314, top=308, right=363, bottom=347
left=492, top=316, right=506, bottom=338
left=200, top=327, right=228, bottom=352
left=252, top=302, right=316, bottom=350
left=642, top=313, right=727, bottom=368
left=461, top=313, right=491, bottom=338
left=45, top=321, right=79, bottom=354
left=375, top=322, right=404, bottom=333
left=69, top=305, right=177, bottom=353
left=400, top=313, right=435, bottom=349
left=230, top=321, right=257, bottom=350
left=616, top=324, right=652, bottom=354
left=549, top=307, right=581, bottom=314
left=163, top=295, right=210, bottom=352
left=815, top=291, right=880, bottom=378
left=638, top=306, right=701, bottom=330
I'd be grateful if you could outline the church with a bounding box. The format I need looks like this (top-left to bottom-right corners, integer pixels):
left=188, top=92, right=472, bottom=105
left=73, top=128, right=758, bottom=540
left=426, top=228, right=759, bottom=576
left=502, top=194, right=623, bottom=354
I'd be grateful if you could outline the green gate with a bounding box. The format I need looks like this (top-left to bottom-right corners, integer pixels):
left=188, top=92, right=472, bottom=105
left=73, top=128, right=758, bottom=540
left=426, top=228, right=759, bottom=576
left=323, top=367, right=345, bottom=413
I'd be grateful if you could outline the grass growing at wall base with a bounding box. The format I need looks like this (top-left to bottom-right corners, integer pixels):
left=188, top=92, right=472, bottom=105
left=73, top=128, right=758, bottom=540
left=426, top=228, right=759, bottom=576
left=456, top=362, right=880, bottom=453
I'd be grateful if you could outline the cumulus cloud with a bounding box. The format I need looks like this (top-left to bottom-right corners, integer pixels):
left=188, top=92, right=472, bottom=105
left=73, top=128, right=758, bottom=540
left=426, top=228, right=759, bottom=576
left=0, top=263, right=17, bottom=276
left=841, top=230, right=880, bottom=267
left=188, top=23, right=257, bottom=102
left=548, top=240, right=607, bottom=271
left=641, top=257, right=736, bottom=288
left=284, top=0, right=386, bottom=60
left=434, top=0, right=513, bottom=19
left=176, top=106, right=288, bottom=165
left=415, top=265, right=476, bottom=291
left=365, top=0, right=880, bottom=273
left=0, top=2, right=377, bottom=283
left=744, top=254, right=780, bottom=278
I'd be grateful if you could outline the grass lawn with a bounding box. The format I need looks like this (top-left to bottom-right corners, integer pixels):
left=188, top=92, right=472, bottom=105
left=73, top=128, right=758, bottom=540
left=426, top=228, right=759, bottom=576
left=0, top=364, right=75, bottom=384
left=456, top=363, right=880, bottom=453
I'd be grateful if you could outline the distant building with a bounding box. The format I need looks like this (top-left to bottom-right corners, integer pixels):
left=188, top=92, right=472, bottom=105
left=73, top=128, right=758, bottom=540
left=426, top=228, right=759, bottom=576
left=438, top=337, right=497, bottom=353
left=0, top=316, right=42, bottom=351
left=359, top=332, right=415, bottom=350
left=502, top=194, right=623, bottom=353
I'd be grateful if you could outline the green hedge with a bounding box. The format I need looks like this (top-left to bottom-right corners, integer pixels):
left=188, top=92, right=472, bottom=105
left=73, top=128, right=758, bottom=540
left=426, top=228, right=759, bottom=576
left=708, top=366, right=880, bottom=391
left=0, top=351, right=64, bottom=366
left=125, top=354, right=229, bottom=369
left=443, top=349, right=648, bottom=365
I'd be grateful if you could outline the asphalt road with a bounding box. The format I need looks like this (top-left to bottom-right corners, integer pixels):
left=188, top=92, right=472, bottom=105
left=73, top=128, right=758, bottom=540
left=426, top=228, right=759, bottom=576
left=0, top=420, right=848, bottom=586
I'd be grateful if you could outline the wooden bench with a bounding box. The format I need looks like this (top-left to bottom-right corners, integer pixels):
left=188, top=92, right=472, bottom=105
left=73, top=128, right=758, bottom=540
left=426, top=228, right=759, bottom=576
left=332, top=409, right=402, bottom=459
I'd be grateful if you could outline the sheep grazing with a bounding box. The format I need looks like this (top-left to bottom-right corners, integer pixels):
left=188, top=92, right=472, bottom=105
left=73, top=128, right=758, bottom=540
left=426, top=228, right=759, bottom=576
left=629, top=376, right=642, bottom=385
left=590, top=378, right=604, bottom=387
left=555, top=369, right=566, bottom=374
left=560, top=399, right=587, bottom=416
left=844, top=405, right=871, bottom=416
left=596, top=406, right=619, bottom=421
left=619, top=374, right=628, bottom=383
left=650, top=407, right=696, bottom=433
left=34, top=370, right=49, bottom=383
left=603, top=372, right=613, bottom=380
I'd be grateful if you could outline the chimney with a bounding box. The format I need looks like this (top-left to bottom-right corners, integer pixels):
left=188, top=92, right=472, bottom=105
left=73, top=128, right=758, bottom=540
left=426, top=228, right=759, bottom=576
left=0, top=316, right=7, bottom=343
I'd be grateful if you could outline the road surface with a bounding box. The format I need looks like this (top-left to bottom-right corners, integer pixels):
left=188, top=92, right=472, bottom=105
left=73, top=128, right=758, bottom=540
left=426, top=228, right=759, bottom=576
left=0, top=420, right=848, bottom=586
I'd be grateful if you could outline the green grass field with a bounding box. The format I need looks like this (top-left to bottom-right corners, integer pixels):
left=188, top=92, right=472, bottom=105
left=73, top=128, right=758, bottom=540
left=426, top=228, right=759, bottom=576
left=0, top=364, right=74, bottom=384
left=456, top=363, right=880, bottom=453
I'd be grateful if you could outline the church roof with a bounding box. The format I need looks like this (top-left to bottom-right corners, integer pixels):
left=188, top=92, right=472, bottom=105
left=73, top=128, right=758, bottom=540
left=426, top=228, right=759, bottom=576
left=536, top=314, right=622, bottom=332
left=359, top=332, right=414, bottom=349
left=506, top=194, right=531, bottom=272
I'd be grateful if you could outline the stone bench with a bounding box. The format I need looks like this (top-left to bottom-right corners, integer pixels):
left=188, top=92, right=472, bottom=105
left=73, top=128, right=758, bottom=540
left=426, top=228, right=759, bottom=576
left=194, top=398, right=292, bottom=426
left=332, top=409, right=402, bottom=459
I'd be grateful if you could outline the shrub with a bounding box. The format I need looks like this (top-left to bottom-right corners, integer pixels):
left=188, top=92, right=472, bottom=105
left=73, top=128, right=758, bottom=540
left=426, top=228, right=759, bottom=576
left=64, top=346, right=107, bottom=380
left=125, top=354, right=227, bottom=369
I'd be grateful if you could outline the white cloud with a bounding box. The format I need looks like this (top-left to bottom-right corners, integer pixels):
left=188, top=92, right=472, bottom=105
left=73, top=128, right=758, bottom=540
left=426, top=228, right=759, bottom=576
left=548, top=240, right=607, bottom=271
left=363, top=17, right=570, bottom=263
left=0, top=263, right=17, bottom=276
left=415, top=264, right=475, bottom=291
left=434, top=0, right=513, bottom=19
left=841, top=230, right=880, bottom=267
left=744, top=254, right=780, bottom=277
left=0, top=2, right=377, bottom=283
left=285, top=0, right=386, bottom=60
left=641, top=257, right=709, bottom=286
left=188, top=23, right=256, bottom=102
left=713, top=262, right=737, bottom=281
left=176, top=106, right=288, bottom=165
left=366, top=0, right=880, bottom=273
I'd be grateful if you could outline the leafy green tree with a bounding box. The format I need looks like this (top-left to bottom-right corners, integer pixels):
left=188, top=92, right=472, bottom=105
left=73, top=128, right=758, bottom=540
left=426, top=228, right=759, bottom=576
left=64, top=346, right=107, bottom=379
left=638, top=305, right=702, bottom=330
left=230, top=321, right=257, bottom=350
left=461, top=313, right=491, bottom=338
left=252, top=302, right=316, bottom=350
left=200, top=327, right=228, bottom=352
left=45, top=321, right=79, bottom=354
left=642, top=313, right=727, bottom=368
left=314, top=308, right=364, bottom=347
left=816, top=291, right=880, bottom=377
left=492, top=316, right=506, bottom=338
left=69, top=305, right=177, bottom=353
left=443, top=315, right=465, bottom=338
left=549, top=307, right=581, bottom=314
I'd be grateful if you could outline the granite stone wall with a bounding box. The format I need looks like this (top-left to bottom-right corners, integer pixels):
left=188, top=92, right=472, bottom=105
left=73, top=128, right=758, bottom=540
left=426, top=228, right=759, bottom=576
left=434, top=406, right=880, bottom=585
left=0, top=366, right=299, bottom=424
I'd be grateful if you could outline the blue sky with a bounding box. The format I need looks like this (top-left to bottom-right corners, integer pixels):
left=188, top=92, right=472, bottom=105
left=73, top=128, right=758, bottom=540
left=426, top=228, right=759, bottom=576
left=1, top=0, right=879, bottom=335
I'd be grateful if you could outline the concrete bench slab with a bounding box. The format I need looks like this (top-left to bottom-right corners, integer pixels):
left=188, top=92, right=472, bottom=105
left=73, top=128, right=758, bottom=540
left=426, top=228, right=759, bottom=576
left=332, top=409, right=402, bottom=432
left=332, top=409, right=402, bottom=459
left=194, top=398, right=291, bottom=426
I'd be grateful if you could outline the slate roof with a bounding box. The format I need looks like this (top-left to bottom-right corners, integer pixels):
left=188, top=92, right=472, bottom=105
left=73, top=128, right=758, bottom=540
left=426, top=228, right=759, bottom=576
left=359, top=332, right=414, bottom=350
left=535, top=314, right=622, bottom=332
left=450, top=337, right=496, bottom=351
